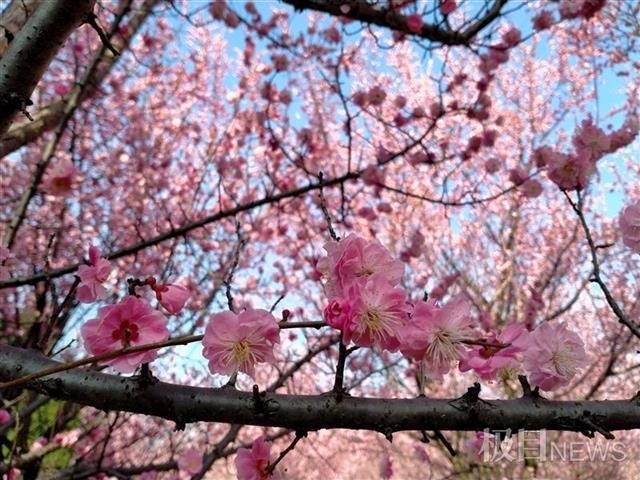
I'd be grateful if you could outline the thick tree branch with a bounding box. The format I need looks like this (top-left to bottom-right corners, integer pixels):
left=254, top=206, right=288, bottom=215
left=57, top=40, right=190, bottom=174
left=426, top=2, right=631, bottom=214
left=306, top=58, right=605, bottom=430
left=0, top=0, right=160, bottom=159
left=0, top=0, right=41, bottom=58
left=1, top=345, right=638, bottom=437
left=281, top=0, right=508, bottom=45
left=0, top=0, right=96, bottom=136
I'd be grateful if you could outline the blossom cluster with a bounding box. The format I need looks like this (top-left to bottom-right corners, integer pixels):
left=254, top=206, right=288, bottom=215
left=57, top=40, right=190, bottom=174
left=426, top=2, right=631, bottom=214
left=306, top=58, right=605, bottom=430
left=318, top=234, right=588, bottom=390
left=534, top=114, right=639, bottom=191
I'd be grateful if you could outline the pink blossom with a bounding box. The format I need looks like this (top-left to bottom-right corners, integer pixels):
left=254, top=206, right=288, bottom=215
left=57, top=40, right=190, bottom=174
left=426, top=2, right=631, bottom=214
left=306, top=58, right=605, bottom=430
left=271, top=54, right=288, bottom=72
left=54, top=429, right=81, bottom=447
left=367, top=85, right=387, bottom=106
left=362, top=165, right=385, bottom=186
left=532, top=145, right=556, bottom=168
left=440, top=0, right=456, bottom=15
left=572, top=116, right=610, bottom=162
left=352, top=90, right=368, bottom=107
left=405, top=14, right=423, bottom=34
left=30, top=436, right=48, bottom=452
left=520, top=179, right=543, bottom=198
left=80, top=296, right=169, bottom=373
left=235, top=437, right=280, bottom=480
left=77, top=246, right=112, bottom=303
left=323, top=26, right=341, bottom=43
left=619, top=201, right=640, bottom=253
left=336, top=275, right=410, bottom=351
left=152, top=282, right=190, bottom=314
left=608, top=114, right=639, bottom=151
left=533, top=10, right=554, bottom=31
left=178, top=447, right=203, bottom=475
left=316, top=234, right=404, bottom=298
left=0, top=409, right=11, bottom=425
left=517, top=322, right=588, bottom=391
left=44, top=158, right=77, bottom=196
left=502, top=27, right=521, bottom=47
left=202, top=309, right=280, bottom=377
left=508, top=166, right=528, bottom=186
left=546, top=153, right=594, bottom=190
left=324, top=297, right=351, bottom=329
left=400, top=296, right=475, bottom=377
left=484, top=157, right=501, bottom=174
left=559, top=0, right=583, bottom=19
left=394, top=95, right=407, bottom=109
left=459, top=324, right=528, bottom=380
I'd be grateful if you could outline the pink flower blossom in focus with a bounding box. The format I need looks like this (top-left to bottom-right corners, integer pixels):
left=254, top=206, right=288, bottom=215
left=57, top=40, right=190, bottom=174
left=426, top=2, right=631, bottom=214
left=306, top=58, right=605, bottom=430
left=338, top=275, right=410, bottom=351
left=77, top=246, right=111, bottom=303
left=316, top=234, right=404, bottom=298
left=235, top=437, right=280, bottom=480
left=459, top=324, right=528, bottom=380
left=0, top=409, right=11, bottom=424
left=44, top=158, right=77, bottom=196
left=400, top=296, right=475, bottom=377
left=178, top=447, right=203, bottom=475
left=517, top=322, right=588, bottom=391
left=619, top=201, right=640, bottom=253
left=152, top=282, right=190, bottom=314
left=202, top=309, right=280, bottom=377
left=81, top=296, right=169, bottom=373
left=324, top=297, right=351, bottom=330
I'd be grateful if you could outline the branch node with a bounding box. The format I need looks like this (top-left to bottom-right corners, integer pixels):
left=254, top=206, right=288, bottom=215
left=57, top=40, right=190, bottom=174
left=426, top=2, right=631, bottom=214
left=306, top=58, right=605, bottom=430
left=449, top=382, right=481, bottom=411
left=518, top=375, right=541, bottom=401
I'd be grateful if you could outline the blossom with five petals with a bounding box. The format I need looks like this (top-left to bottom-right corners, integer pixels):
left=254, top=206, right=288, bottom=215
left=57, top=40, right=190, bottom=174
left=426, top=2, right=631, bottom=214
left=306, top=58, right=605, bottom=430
left=80, top=296, right=169, bottom=373
left=400, top=296, right=475, bottom=377
left=202, top=309, right=280, bottom=377
left=517, top=322, right=588, bottom=391
left=331, top=275, right=410, bottom=351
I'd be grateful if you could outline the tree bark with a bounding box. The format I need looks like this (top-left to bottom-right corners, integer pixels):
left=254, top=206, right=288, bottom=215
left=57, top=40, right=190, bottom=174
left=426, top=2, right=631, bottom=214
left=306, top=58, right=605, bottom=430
left=1, top=345, right=638, bottom=439
left=0, top=0, right=95, bottom=137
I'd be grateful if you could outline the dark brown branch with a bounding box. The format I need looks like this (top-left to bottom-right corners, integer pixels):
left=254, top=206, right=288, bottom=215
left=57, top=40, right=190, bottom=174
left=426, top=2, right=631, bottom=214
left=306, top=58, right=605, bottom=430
left=281, top=0, right=508, bottom=46
left=0, top=0, right=96, bottom=136
left=0, top=0, right=160, bottom=159
left=1, top=345, right=638, bottom=437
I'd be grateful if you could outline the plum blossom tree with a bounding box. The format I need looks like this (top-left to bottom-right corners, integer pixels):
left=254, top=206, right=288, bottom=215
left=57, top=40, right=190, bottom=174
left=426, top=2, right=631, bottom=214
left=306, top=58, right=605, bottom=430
left=1, top=0, right=640, bottom=478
